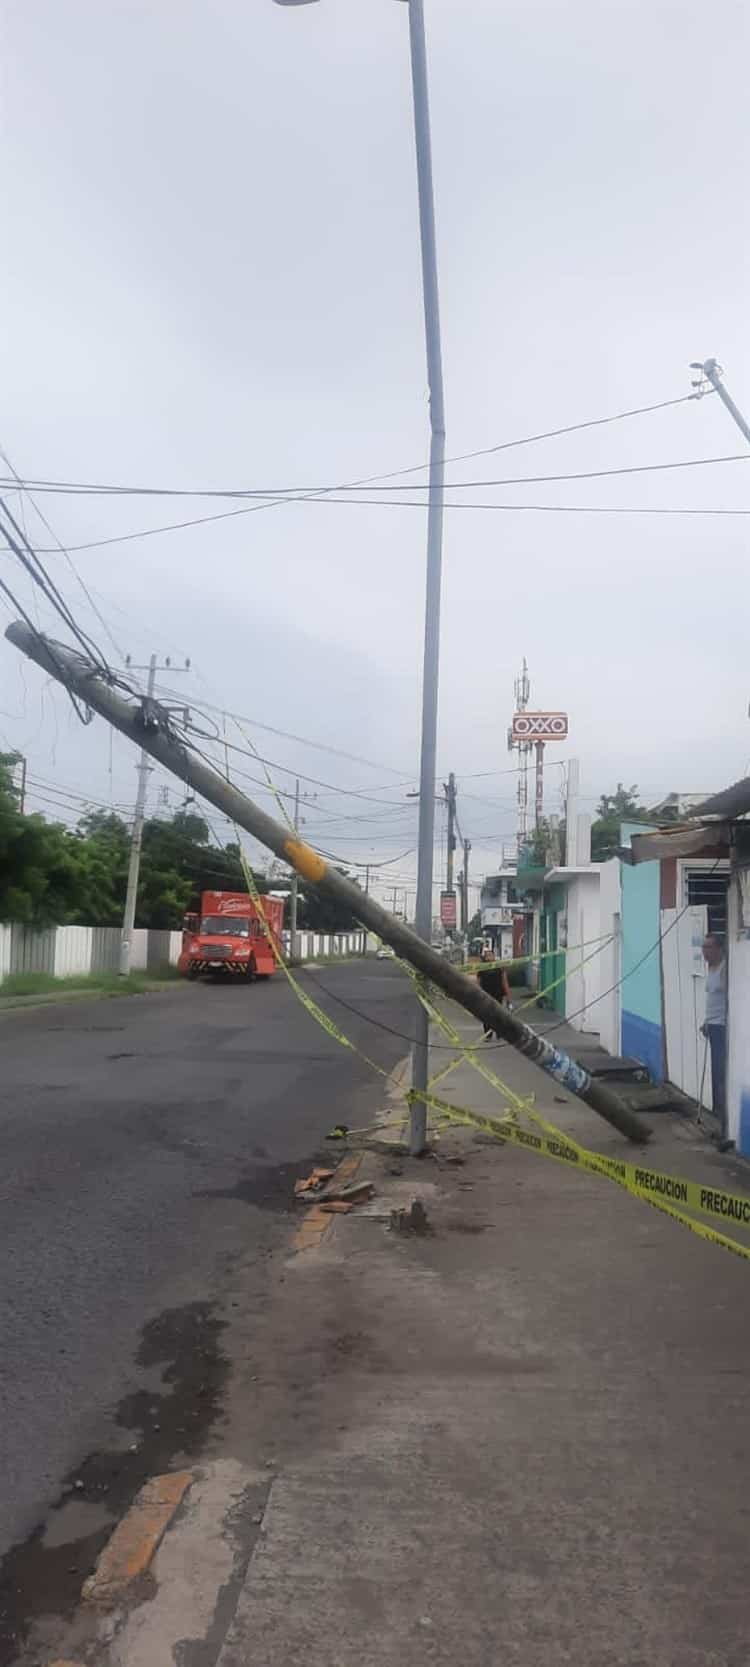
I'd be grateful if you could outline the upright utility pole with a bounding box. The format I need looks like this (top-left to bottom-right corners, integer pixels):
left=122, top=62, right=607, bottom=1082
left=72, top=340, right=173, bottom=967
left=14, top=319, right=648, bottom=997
left=119, top=654, right=156, bottom=975
left=361, top=864, right=370, bottom=954
left=444, top=772, right=457, bottom=901
left=289, top=778, right=300, bottom=959
left=9, top=752, right=26, bottom=813
left=535, top=741, right=545, bottom=830
left=460, top=836, right=471, bottom=932
left=692, top=358, right=750, bottom=445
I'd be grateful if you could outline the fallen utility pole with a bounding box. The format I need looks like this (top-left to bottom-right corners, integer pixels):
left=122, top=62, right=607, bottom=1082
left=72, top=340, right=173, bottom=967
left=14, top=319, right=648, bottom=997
left=5, top=622, right=650, bottom=1148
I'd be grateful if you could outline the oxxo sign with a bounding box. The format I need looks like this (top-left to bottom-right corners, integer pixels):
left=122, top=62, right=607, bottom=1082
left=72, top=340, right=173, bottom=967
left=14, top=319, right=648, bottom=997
left=511, top=711, right=569, bottom=743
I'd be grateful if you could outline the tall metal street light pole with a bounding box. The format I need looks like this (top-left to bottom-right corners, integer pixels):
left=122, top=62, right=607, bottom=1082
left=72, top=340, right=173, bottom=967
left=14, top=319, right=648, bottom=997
left=272, top=0, right=446, bottom=1154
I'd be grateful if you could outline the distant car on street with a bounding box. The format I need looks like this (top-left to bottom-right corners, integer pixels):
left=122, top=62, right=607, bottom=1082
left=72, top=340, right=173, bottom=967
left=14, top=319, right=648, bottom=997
left=376, top=945, right=396, bottom=960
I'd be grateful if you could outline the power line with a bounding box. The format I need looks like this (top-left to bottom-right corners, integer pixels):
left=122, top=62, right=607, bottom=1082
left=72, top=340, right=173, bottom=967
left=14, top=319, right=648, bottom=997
left=0, top=442, right=125, bottom=663
left=286, top=498, right=750, bottom=517
left=0, top=496, right=110, bottom=670
left=178, top=729, right=418, bottom=872
left=2, top=391, right=710, bottom=502
left=19, top=387, right=727, bottom=554
left=5, top=445, right=745, bottom=495
left=153, top=684, right=412, bottom=780
left=169, top=712, right=414, bottom=801
left=0, top=558, right=94, bottom=727
left=179, top=740, right=417, bottom=825
left=28, top=495, right=750, bottom=555
left=410, top=391, right=713, bottom=471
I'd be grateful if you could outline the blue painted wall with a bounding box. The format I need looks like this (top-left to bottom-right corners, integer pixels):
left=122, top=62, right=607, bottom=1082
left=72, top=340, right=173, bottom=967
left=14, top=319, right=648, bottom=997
left=620, top=821, right=664, bottom=1080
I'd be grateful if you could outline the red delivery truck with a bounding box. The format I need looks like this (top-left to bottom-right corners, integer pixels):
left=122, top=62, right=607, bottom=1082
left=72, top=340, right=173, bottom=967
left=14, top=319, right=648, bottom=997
left=178, top=890, right=285, bottom=982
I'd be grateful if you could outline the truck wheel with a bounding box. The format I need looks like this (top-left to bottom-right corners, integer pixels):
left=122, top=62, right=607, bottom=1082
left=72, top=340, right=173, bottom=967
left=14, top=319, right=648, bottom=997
left=246, top=960, right=257, bottom=983
left=187, top=966, right=199, bottom=981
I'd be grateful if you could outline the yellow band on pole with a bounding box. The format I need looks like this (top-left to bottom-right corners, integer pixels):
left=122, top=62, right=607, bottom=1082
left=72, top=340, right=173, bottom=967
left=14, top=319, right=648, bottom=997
left=283, top=838, right=328, bottom=883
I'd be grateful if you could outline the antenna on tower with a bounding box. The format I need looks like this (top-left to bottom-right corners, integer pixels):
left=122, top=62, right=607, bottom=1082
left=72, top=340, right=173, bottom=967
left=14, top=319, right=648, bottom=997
left=509, top=663, right=569, bottom=853
left=508, top=658, right=533, bottom=854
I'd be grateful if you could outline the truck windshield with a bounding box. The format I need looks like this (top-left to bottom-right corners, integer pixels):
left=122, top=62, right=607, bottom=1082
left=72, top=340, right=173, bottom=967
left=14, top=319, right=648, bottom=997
left=200, top=916, right=251, bottom=938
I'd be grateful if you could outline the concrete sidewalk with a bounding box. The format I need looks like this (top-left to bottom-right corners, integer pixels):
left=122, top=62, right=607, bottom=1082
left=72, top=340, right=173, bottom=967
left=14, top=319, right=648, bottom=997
left=56, top=1014, right=750, bottom=1667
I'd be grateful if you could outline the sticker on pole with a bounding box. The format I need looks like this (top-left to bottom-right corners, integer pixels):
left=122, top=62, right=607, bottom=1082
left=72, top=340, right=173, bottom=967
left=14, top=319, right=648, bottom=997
left=511, top=711, right=569, bottom=742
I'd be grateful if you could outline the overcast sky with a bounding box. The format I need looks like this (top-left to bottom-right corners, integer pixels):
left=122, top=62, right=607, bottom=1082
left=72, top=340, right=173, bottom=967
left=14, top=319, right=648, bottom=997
left=2, top=0, right=748, bottom=907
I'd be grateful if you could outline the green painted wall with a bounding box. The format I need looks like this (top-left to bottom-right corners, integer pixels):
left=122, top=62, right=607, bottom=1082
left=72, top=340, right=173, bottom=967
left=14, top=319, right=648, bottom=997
left=541, top=883, right=566, bottom=1015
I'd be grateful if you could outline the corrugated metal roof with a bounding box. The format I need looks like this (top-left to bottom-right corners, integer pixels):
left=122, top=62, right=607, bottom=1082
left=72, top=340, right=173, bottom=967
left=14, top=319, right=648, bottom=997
left=691, top=776, right=750, bottom=819
left=625, top=824, right=730, bottom=864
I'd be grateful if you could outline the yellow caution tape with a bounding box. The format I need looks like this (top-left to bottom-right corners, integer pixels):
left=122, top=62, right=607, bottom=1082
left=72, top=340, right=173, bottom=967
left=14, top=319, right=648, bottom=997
left=236, top=844, right=393, bottom=1081
left=220, top=751, right=750, bottom=1266
left=408, top=981, right=750, bottom=1263
left=437, top=1097, right=750, bottom=1264
left=419, top=932, right=613, bottom=1097
left=464, top=930, right=614, bottom=975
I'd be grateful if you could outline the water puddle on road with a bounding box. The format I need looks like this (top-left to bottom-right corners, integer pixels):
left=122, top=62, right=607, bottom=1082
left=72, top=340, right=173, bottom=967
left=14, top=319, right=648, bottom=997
left=0, top=1300, right=228, bottom=1667
left=41, top=1497, right=115, bottom=1549
left=195, top=1153, right=325, bottom=1212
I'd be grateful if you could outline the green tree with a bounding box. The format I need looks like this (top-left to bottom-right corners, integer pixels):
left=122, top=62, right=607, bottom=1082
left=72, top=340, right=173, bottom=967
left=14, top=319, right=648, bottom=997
left=71, top=809, right=130, bottom=923
left=0, top=754, right=91, bottom=924
left=591, top=783, right=658, bottom=861
left=520, top=817, right=563, bottom=868
left=0, top=773, right=285, bottom=930
left=136, top=811, right=268, bottom=927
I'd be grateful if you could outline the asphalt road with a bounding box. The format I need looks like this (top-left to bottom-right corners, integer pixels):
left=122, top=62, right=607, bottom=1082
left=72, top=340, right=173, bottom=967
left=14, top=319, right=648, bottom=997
left=0, top=961, right=414, bottom=1571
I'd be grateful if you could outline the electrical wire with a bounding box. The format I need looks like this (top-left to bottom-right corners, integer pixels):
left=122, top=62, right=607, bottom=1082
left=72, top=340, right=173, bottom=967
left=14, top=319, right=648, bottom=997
left=1, top=390, right=710, bottom=502
left=20, top=388, right=728, bottom=554
left=536, top=865, right=723, bottom=1038
left=170, top=714, right=416, bottom=807
left=0, top=496, right=110, bottom=672
left=27, top=495, right=750, bottom=555
left=5, top=449, right=747, bottom=496
left=0, top=497, right=121, bottom=725
left=153, top=684, right=412, bottom=779
left=298, top=869, right=721, bottom=1058
left=0, top=563, right=95, bottom=726
left=180, top=727, right=418, bottom=872
left=303, top=498, right=750, bottom=516
left=0, top=442, right=125, bottom=663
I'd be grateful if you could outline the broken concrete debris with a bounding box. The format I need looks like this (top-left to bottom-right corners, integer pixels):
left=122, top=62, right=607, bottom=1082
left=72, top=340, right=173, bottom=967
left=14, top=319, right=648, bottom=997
left=294, top=1169, right=375, bottom=1211
left=389, top=1198, right=430, bottom=1236
left=294, top=1167, right=335, bottom=1197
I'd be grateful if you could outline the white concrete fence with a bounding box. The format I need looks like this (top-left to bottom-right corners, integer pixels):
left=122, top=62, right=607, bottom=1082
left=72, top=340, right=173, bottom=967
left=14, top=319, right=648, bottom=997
left=289, top=931, right=367, bottom=961
left=0, top=923, right=369, bottom=984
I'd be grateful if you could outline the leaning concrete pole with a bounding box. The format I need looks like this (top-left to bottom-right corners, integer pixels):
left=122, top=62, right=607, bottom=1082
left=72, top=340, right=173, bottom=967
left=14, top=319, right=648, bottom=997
left=5, top=622, right=650, bottom=1145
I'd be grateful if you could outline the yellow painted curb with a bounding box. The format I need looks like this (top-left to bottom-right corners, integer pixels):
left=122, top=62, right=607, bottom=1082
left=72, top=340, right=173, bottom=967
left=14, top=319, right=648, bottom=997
left=82, top=1471, right=192, bottom=1605
left=292, top=1154, right=363, bottom=1252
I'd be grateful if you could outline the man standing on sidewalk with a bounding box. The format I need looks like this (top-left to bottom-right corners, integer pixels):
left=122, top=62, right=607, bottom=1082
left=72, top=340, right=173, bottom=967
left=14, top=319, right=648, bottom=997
left=702, top=934, right=731, bottom=1151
